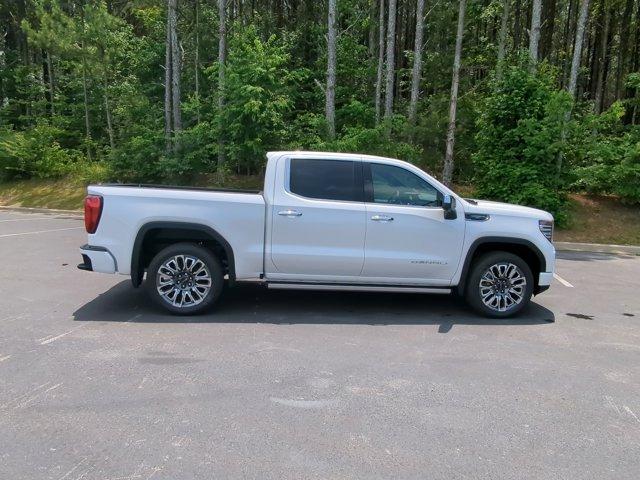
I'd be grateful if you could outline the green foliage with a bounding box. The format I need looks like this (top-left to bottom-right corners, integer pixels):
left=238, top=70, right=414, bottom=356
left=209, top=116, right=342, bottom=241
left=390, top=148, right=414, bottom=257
left=108, top=128, right=164, bottom=182
left=473, top=63, right=572, bottom=224
left=0, top=123, right=81, bottom=180
left=2, top=0, right=640, bottom=226
left=216, top=25, right=296, bottom=174
left=569, top=103, right=640, bottom=203
left=316, top=116, right=424, bottom=165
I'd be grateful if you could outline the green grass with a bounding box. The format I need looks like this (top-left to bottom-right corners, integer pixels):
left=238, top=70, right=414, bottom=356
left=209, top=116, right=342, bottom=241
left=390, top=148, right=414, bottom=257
left=1, top=178, right=639, bottom=245
left=0, top=178, right=87, bottom=210
left=555, top=194, right=640, bottom=245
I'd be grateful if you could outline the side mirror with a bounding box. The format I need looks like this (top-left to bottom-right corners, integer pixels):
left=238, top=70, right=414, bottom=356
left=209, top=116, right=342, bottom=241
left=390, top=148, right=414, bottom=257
left=442, top=194, right=457, bottom=220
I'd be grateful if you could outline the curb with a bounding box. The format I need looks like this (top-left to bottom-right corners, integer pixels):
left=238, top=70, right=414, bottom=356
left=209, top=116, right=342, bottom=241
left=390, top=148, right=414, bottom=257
left=555, top=241, right=640, bottom=255
left=0, top=205, right=83, bottom=217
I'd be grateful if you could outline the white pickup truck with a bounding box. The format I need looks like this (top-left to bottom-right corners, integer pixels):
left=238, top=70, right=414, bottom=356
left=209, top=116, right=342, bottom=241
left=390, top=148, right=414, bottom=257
left=78, top=151, right=555, bottom=318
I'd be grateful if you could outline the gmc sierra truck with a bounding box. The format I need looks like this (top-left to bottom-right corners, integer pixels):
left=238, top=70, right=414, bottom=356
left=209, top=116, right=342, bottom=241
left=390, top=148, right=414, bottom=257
left=78, top=151, right=555, bottom=318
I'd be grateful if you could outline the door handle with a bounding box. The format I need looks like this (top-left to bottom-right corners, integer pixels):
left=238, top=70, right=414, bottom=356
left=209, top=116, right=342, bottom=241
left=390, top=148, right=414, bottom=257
left=371, top=214, right=394, bottom=222
left=278, top=209, right=302, bottom=217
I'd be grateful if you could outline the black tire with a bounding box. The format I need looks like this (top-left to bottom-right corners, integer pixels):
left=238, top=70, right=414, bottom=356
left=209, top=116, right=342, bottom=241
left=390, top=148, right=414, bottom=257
left=145, top=242, right=224, bottom=315
left=465, top=251, right=534, bottom=318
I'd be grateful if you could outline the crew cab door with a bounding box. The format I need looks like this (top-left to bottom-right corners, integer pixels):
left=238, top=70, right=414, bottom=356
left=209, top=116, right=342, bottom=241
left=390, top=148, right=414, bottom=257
left=361, top=162, right=465, bottom=284
left=268, top=157, right=366, bottom=278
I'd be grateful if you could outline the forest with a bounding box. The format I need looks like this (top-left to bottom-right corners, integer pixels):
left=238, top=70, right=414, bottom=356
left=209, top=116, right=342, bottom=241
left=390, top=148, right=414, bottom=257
left=1, top=0, right=640, bottom=224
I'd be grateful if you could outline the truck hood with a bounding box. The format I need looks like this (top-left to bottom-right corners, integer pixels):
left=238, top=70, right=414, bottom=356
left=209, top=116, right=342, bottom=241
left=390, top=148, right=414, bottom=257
left=463, top=199, right=553, bottom=221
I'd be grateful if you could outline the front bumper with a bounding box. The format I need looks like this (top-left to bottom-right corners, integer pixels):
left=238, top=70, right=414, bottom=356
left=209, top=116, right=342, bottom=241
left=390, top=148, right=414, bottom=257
left=538, top=271, right=553, bottom=287
left=78, top=244, right=117, bottom=273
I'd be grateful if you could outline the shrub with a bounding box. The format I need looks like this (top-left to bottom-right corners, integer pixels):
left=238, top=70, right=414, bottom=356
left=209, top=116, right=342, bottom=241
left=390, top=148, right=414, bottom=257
left=306, top=116, right=424, bottom=166
left=108, top=129, right=164, bottom=182
left=473, top=63, right=572, bottom=224
left=0, top=123, right=81, bottom=180
left=569, top=104, right=640, bottom=203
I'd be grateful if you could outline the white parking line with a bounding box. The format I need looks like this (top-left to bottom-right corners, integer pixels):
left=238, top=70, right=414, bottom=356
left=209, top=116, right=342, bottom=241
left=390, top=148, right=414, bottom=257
left=0, top=227, right=83, bottom=238
left=0, top=217, right=52, bottom=222
left=554, top=273, right=574, bottom=288
left=0, top=355, right=11, bottom=363
left=39, top=323, right=88, bottom=345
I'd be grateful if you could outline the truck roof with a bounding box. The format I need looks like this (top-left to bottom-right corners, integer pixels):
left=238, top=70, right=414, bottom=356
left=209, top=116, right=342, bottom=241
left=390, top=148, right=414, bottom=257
left=266, top=151, right=398, bottom=163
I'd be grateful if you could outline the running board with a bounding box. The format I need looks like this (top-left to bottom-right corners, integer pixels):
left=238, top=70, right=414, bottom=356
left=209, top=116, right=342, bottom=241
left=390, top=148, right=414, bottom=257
left=267, top=283, right=451, bottom=294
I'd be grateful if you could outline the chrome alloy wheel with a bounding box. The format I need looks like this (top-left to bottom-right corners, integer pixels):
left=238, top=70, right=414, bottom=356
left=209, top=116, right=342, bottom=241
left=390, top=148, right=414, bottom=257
left=478, top=262, right=527, bottom=313
left=156, top=254, right=212, bottom=308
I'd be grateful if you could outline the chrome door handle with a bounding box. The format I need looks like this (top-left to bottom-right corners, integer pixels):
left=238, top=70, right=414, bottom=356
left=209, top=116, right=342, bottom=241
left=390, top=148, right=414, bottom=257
left=371, top=215, right=394, bottom=222
left=278, top=209, right=302, bottom=217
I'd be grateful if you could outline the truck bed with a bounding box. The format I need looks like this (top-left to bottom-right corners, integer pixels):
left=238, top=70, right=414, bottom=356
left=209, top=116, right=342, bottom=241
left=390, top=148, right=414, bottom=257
left=86, top=184, right=266, bottom=279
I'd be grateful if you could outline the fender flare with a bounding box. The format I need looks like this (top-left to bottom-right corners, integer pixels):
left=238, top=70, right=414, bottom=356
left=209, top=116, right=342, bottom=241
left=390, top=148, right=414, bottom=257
left=130, top=221, right=236, bottom=288
left=456, top=236, right=546, bottom=295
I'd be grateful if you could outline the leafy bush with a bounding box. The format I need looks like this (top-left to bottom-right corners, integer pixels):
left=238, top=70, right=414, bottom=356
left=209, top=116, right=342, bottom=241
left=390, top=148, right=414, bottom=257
left=302, top=115, right=424, bottom=166
left=216, top=25, right=296, bottom=175
left=473, top=63, right=572, bottom=224
left=0, top=123, right=81, bottom=180
left=108, top=129, right=164, bottom=182
left=569, top=103, right=640, bottom=203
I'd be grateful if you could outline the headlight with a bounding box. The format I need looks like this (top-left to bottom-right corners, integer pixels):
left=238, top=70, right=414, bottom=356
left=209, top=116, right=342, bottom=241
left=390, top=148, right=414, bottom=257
left=539, top=220, right=553, bottom=242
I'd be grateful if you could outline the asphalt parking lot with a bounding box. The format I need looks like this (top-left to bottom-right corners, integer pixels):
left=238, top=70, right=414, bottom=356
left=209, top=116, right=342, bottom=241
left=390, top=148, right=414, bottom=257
left=1, top=209, right=639, bottom=480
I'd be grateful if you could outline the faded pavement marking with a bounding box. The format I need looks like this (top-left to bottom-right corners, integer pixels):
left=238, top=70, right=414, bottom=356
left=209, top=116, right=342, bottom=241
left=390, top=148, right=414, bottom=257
left=553, top=273, right=574, bottom=288
left=270, top=397, right=340, bottom=409
left=2, top=382, right=63, bottom=410
left=39, top=323, right=89, bottom=345
left=0, top=227, right=83, bottom=238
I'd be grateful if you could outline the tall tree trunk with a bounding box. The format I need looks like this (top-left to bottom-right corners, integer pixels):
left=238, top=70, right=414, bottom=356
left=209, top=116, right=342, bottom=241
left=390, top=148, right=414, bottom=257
left=368, top=0, right=376, bottom=59
left=81, top=59, right=92, bottom=159
left=558, top=0, right=591, bottom=173
left=103, top=71, right=115, bottom=150
left=513, top=0, right=522, bottom=49
left=496, top=0, right=510, bottom=80
left=374, top=0, right=385, bottom=124
left=614, top=0, right=633, bottom=99
left=80, top=8, right=91, bottom=159
left=164, top=4, right=172, bottom=152
left=442, top=0, right=466, bottom=187
left=169, top=0, right=182, bottom=137
left=539, top=0, right=557, bottom=61
left=325, top=0, right=337, bottom=139
left=568, top=0, right=591, bottom=99
left=46, top=50, right=54, bottom=115
left=383, top=0, right=397, bottom=122
left=218, top=0, right=227, bottom=171
left=195, top=0, right=201, bottom=123
left=0, top=27, right=5, bottom=109
left=529, top=0, right=542, bottom=70
left=561, top=0, right=576, bottom=86
left=408, top=0, right=425, bottom=126
left=594, top=5, right=610, bottom=113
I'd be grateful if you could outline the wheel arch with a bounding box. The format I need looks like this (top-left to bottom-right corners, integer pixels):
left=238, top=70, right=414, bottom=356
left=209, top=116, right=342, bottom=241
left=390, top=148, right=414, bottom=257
left=131, top=221, right=236, bottom=288
left=457, top=237, right=546, bottom=296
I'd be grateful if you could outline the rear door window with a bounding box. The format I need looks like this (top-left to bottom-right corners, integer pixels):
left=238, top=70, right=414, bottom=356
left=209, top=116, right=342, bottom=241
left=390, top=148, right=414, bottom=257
left=289, top=158, right=361, bottom=202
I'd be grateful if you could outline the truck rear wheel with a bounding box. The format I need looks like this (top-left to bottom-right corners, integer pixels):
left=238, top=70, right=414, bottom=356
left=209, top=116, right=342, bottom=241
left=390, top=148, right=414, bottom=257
left=465, top=251, right=533, bottom=318
left=145, top=242, right=224, bottom=315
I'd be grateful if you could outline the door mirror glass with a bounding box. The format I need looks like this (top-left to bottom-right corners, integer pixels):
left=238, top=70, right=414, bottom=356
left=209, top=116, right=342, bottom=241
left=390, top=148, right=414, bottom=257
left=442, top=194, right=457, bottom=220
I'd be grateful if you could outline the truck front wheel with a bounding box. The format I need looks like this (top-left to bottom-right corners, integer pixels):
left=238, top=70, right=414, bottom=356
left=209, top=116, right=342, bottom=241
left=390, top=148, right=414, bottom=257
left=145, top=242, right=224, bottom=315
left=465, top=251, right=534, bottom=318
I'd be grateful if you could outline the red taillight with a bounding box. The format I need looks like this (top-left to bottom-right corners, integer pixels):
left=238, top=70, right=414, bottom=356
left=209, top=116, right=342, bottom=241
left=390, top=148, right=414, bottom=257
left=84, top=195, right=103, bottom=234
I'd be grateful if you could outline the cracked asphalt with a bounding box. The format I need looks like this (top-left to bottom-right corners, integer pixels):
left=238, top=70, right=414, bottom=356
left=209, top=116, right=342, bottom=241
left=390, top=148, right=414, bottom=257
left=0, top=209, right=639, bottom=479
